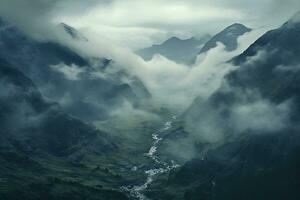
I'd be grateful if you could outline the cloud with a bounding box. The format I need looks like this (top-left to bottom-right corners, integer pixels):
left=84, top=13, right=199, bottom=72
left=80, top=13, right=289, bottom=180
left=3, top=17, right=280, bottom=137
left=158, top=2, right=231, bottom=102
left=68, top=1, right=242, bottom=27
left=187, top=93, right=292, bottom=143
left=0, top=0, right=102, bottom=40
left=0, top=0, right=56, bottom=39
left=125, top=28, right=266, bottom=111
left=50, top=63, right=86, bottom=80
left=49, top=22, right=266, bottom=114
left=1, top=0, right=299, bottom=161
left=0, top=79, right=50, bottom=133
left=275, top=64, right=300, bottom=72
left=1, top=0, right=299, bottom=48
left=181, top=34, right=298, bottom=146
left=231, top=99, right=291, bottom=133
left=0, top=2, right=265, bottom=119
left=58, top=0, right=300, bottom=49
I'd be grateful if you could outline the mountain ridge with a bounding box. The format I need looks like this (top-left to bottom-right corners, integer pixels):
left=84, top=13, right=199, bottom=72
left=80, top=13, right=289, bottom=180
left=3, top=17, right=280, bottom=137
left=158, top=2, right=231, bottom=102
left=136, top=35, right=211, bottom=64
left=199, top=23, right=251, bottom=54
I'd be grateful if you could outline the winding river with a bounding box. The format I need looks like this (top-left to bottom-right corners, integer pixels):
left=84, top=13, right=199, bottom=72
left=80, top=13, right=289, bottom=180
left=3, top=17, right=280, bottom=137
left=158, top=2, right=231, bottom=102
left=122, top=116, right=180, bottom=200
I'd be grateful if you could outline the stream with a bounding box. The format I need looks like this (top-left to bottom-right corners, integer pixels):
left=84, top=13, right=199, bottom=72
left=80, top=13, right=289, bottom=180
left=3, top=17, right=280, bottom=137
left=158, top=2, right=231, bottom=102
left=121, top=116, right=180, bottom=200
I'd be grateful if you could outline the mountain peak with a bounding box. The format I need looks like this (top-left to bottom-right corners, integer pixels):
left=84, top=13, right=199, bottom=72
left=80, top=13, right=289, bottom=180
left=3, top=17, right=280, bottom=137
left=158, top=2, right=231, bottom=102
left=197, top=23, right=251, bottom=56
left=225, top=23, right=251, bottom=33
left=164, top=36, right=200, bottom=45
left=165, top=36, right=181, bottom=43
left=136, top=35, right=210, bottom=64
left=58, top=23, right=88, bottom=42
left=229, top=23, right=247, bottom=27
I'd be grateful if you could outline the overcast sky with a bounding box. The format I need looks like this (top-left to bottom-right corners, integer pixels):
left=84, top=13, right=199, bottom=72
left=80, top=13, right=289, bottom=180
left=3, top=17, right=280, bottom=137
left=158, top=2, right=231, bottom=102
left=1, top=0, right=300, bottom=49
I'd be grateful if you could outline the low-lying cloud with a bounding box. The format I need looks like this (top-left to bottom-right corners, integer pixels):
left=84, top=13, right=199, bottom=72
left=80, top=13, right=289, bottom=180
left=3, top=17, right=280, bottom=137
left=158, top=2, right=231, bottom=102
left=50, top=63, right=86, bottom=81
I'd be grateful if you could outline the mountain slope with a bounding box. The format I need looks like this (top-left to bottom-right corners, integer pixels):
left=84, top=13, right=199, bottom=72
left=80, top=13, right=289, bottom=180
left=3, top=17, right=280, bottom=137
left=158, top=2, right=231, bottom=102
left=136, top=35, right=210, bottom=64
left=0, top=57, right=131, bottom=199
left=149, top=15, right=300, bottom=200
left=0, top=18, right=151, bottom=123
left=0, top=56, right=119, bottom=157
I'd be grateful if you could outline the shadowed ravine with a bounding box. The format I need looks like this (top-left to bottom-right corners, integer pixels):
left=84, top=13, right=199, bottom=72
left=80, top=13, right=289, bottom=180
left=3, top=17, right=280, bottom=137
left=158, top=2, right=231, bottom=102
left=121, top=116, right=180, bottom=200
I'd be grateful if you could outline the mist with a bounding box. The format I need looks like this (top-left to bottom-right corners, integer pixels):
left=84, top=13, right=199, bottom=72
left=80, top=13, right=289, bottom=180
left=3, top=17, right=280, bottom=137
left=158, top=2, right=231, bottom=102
left=63, top=26, right=267, bottom=112
left=1, top=0, right=299, bottom=161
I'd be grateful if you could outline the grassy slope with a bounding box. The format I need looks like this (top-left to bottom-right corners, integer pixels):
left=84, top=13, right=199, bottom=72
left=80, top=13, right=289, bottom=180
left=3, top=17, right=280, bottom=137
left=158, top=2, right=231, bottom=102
left=0, top=113, right=167, bottom=200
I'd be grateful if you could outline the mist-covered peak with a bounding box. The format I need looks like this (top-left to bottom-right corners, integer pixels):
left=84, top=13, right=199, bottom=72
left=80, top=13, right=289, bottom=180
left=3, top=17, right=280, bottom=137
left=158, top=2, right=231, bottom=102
left=58, top=22, right=88, bottom=41
left=163, top=36, right=201, bottom=46
left=227, top=23, right=251, bottom=31
left=198, top=23, right=251, bottom=55
left=166, top=36, right=181, bottom=42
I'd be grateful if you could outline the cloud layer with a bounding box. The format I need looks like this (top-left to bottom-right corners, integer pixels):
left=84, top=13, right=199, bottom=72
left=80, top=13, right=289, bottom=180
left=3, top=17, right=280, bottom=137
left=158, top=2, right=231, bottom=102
left=1, top=0, right=299, bottom=48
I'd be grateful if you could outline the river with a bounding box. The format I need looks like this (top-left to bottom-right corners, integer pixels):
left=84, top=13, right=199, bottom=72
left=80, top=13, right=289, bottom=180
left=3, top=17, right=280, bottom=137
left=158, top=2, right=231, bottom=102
left=121, top=116, right=180, bottom=200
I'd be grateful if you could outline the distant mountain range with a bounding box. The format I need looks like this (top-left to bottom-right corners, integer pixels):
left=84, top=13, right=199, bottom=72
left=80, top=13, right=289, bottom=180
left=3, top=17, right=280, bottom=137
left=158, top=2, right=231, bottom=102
left=136, top=35, right=211, bottom=64
left=137, top=23, right=251, bottom=65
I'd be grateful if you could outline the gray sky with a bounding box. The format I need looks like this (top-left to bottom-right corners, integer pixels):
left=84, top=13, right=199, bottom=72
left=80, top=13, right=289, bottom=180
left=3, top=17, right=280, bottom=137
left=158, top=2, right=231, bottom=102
left=0, top=0, right=300, bottom=49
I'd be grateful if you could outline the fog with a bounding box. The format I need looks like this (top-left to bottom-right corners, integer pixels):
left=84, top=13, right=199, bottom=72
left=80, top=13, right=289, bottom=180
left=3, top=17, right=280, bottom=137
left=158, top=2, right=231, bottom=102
left=63, top=27, right=267, bottom=111
left=0, top=0, right=299, bottom=160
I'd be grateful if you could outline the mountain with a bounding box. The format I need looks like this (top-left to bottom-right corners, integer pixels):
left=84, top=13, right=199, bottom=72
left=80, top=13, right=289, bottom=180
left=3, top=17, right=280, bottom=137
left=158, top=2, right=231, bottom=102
left=58, top=23, right=88, bottom=42
left=0, top=61, right=118, bottom=156
left=0, top=57, right=132, bottom=199
left=148, top=15, right=300, bottom=200
left=199, top=23, right=251, bottom=54
left=136, top=35, right=210, bottom=64
left=0, top=19, right=159, bottom=199
left=0, top=18, right=151, bottom=123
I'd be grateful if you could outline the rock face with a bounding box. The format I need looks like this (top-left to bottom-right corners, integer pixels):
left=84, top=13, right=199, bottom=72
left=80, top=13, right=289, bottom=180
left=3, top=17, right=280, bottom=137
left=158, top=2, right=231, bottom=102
left=150, top=16, right=300, bottom=200
left=136, top=35, right=210, bottom=65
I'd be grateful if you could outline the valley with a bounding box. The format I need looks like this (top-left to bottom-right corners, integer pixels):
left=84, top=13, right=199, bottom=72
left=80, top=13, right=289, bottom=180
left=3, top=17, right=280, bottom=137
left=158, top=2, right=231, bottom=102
left=121, top=116, right=180, bottom=200
left=1, top=4, right=300, bottom=200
